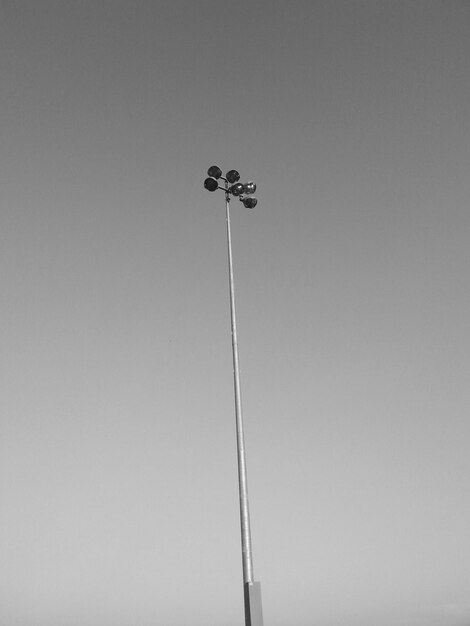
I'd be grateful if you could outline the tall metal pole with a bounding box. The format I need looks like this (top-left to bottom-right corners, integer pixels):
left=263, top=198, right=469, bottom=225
left=225, top=185, right=254, bottom=586
left=204, top=166, right=263, bottom=626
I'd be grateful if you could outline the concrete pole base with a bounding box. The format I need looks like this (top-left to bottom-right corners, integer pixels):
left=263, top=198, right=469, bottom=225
left=244, top=581, right=264, bottom=626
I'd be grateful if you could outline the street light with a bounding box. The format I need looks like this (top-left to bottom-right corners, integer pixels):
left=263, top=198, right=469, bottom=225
left=204, top=166, right=263, bottom=626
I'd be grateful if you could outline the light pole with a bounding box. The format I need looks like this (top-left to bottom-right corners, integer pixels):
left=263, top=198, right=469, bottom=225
left=204, top=166, right=263, bottom=626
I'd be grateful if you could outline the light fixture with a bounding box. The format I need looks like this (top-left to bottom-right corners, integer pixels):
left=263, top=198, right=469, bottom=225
left=204, top=177, right=219, bottom=192
left=203, top=166, right=258, bottom=210
left=242, top=197, right=257, bottom=209
left=207, top=165, right=222, bottom=179
left=202, top=165, right=263, bottom=626
left=226, top=169, right=240, bottom=184
left=230, top=182, right=245, bottom=196
left=243, top=181, right=256, bottom=195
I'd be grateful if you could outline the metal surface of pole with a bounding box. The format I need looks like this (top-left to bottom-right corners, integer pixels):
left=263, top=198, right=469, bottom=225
left=225, top=187, right=254, bottom=587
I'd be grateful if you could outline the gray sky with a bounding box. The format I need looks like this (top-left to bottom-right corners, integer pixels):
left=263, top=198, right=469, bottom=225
left=1, top=1, right=470, bottom=625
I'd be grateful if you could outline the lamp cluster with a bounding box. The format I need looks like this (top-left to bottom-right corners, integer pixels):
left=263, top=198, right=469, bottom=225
left=204, top=165, right=258, bottom=209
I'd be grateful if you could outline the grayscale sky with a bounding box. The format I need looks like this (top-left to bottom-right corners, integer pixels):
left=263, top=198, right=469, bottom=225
left=1, top=2, right=470, bottom=625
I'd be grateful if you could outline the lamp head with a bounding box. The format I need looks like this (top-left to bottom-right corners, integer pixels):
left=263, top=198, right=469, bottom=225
left=230, top=182, right=245, bottom=196
left=207, top=165, right=222, bottom=180
left=243, top=181, right=257, bottom=195
left=226, top=169, right=240, bottom=184
left=204, top=177, right=219, bottom=192
left=242, top=197, right=257, bottom=209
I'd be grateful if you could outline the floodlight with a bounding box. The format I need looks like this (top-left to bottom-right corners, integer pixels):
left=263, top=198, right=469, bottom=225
left=242, top=197, right=257, bottom=209
left=243, top=181, right=256, bottom=195
left=207, top=165, right=222, bottom=179
left=226, top=170, right=240, bottom=184
left=230, top=183, right=245, bottom=196
left=204, top=177, right=219, bottom=192
left=201, top=162, right=263, bottom=626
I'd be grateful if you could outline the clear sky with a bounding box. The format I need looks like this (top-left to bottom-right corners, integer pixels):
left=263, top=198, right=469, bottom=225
left=1, top=1, right=470, bottom=625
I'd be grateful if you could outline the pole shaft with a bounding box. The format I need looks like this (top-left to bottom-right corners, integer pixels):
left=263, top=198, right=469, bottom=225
left=225, top=191, right=254, bottom=585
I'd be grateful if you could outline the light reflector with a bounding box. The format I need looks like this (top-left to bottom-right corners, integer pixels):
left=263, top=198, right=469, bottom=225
left=243, top=181, right=257, bottom=195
